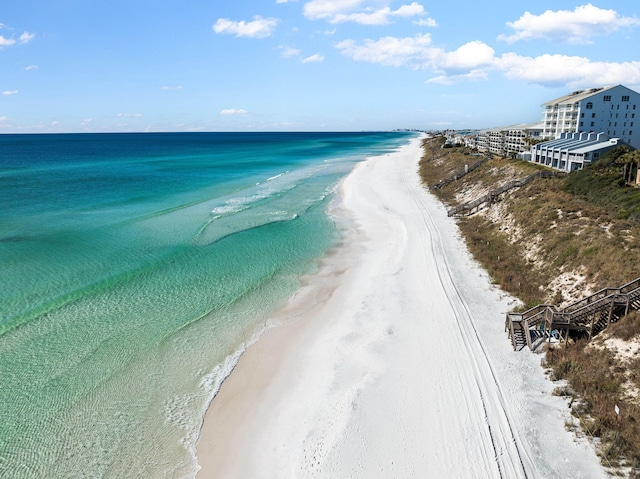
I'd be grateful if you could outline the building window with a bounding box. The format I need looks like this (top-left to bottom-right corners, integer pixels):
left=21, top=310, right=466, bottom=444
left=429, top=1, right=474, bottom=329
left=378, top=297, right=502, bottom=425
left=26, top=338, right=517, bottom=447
left=604, top=95, right=612, bottom=101
left=580, top=121, right=584, bottom=126
left=592, top=113, right=596, bottom=118
left=622, top=95, right=630, bottom=101
left=581, top=113, right=584, bottom=118
left=591, top=122, right=595, bottom=127
left=586, top=102, right=593, bottom=109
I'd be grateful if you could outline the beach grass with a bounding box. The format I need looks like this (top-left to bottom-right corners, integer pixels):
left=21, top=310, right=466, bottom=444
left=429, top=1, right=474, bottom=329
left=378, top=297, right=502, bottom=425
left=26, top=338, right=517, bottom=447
left=545, top=330, right=640, bottom=470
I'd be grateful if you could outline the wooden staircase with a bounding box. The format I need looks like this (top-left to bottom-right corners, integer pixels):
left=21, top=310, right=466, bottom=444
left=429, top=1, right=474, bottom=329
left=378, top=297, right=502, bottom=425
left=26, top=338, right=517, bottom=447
left=506, top=277, right=640, bottom=351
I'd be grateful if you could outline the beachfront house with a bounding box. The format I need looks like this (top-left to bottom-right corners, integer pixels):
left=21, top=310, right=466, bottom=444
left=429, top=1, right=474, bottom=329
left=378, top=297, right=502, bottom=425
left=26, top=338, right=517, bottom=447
left=542, top=84, right=640, bottom=150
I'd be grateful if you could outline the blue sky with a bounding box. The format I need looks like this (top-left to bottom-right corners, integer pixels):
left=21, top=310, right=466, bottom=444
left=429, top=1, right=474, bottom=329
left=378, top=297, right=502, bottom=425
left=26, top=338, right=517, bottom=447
left=1, top=1, right=640, bottom=132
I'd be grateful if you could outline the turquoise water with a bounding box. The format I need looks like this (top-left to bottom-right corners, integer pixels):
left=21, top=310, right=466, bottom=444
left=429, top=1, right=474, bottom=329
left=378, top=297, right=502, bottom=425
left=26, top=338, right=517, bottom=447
left=0, top=132, right=415, bottom=478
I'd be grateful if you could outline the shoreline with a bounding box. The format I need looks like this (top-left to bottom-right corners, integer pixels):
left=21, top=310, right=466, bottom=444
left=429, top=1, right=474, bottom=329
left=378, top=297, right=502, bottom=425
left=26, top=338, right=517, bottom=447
left=195, top=136, right=607, bottom=478
left=194, top=140, right=371, bottom=478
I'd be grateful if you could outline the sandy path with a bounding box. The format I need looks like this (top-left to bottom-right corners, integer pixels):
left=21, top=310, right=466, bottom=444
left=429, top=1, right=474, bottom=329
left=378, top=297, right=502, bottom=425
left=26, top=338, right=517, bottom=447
left=196, top=136, right=606, bottom=478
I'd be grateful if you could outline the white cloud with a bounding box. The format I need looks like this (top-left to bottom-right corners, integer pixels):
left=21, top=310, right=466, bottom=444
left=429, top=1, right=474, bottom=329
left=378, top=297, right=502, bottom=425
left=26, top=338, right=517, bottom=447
left=498, top=4, right=640, bottom=44
left=335, top=31, right=640, bottom=88
left=336, top=33, right=433, bottom=67
left=276, top=0, right=298, bottom=3
left=436, top=41, right=495, bottom=72
left=0, top=116, right=8, bottom=122
left=220, top=109, right=249, bottom=116
left=0, top=35, right=15, bottom=47
left=0, top=28, right=34, bottom=48
left=161, top=85, right=183, bottom=91
left=24, top=64, right=38, bottom=71
left=496, top=53, right=640, bottom=88
left=19, top=31, right=34, bottom=44
left=427, top=70, right=488, bottom=85
left=2, top=90, right=18, bottom=96
left=304, top=0, right=430, bottom=25
left=394, top=2, right=425, bottom=17
left=280, top=46, right=302, bottom=58
left=335, top=34, right=494, bottom=74
left=117, top=113, right=143, bottom=118
left=414, top=18, right=437, bottom=27
left=302, top=53, right=325, bottom=63
left=304, top=0, right=363, bottom=20
left=213, top=16, right=278, bottom=38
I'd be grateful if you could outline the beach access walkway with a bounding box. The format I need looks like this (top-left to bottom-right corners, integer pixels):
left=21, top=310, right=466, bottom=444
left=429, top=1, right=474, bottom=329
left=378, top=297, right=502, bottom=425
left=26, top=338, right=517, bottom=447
left=506, top=277, right=640, bottom=351
left=446, top=170, right=565, bottom=217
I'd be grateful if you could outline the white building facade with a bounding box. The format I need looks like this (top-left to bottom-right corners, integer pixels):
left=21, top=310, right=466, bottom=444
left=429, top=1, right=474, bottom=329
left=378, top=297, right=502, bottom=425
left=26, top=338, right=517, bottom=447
left=542, top=84, right=640, bottom=150
left=475, top=123, right=544, bottom=156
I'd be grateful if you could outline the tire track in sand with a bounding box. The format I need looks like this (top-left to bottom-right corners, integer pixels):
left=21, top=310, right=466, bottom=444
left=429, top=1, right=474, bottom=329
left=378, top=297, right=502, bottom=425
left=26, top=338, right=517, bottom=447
left=401, top=162, right=537, bottom=479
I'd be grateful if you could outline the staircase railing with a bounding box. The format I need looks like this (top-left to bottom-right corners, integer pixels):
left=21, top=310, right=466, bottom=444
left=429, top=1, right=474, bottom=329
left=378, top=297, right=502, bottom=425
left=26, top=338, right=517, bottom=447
left=506, top=277, right=640, bottom=350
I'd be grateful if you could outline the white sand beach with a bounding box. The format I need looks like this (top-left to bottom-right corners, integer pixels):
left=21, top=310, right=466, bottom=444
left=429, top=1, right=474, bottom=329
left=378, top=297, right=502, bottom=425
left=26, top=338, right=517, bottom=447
left=195, top=136, right=607, bottom=478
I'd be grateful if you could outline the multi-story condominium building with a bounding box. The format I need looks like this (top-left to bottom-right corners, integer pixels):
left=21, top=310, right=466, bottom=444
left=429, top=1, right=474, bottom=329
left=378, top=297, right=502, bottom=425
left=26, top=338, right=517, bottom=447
left=446, top=131, right=478, bottom=149
left=542, top=84, right=640, bottom=149
left=475, top=123, right=543, bottom=155
left=504, top=123, right=544, bottom=154
left=530, top=132, right=626, bottom=172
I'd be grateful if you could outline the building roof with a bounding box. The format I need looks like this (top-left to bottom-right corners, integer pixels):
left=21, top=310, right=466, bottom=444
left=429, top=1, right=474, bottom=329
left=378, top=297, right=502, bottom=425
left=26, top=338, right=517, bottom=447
left=508, top=121, right=545, bottom=131
left=535, top=132, right=624, bottom=153
left=541, top=85, right=618, bottom=106
left=480, top=121, right=545, bottom=134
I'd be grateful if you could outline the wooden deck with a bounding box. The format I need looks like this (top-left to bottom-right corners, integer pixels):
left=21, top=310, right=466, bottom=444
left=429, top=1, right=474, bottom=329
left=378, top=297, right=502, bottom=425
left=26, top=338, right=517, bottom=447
left=505, top=277, right=640, bottom=351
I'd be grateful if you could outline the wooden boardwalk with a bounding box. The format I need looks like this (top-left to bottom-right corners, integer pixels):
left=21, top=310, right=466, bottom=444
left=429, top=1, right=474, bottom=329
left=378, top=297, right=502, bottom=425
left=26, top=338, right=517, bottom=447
left=447, top=170, right=564, bottom=217
left=506, top=277, right=640, bottom=351
left=431, top=156, right=490, bottom=190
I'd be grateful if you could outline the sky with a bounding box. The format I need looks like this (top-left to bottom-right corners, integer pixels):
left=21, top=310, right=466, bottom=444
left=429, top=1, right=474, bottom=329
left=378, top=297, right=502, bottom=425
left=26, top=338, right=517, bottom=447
left=1, top=0, right=640, bottom=133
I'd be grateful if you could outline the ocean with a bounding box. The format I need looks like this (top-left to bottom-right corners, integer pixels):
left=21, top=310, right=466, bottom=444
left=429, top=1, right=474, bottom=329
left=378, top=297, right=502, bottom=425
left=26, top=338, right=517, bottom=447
left=0, top=131, right=416, bottom=478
